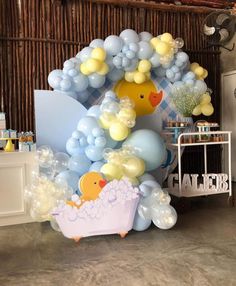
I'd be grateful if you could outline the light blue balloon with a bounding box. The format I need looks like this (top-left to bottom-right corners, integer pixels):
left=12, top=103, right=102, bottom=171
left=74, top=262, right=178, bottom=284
left=124, top=58, right=138, bottom=72
left=182, top=71, right=195, bottom=81
left=89, top=161, right=104, bottom=172
left=171, top=65, right=179, bottom=73
left=104, top=130, right=119, bottom=149
left=89, top=39, right=104, bottom=48
left=120, top=29, right=139, bottom=44
left=139, top=31, right=153, bottom=42
left=95, top=136, right=106, bottom=147
left=88, top=73, right=106, bottom=88
left=104, top=35, right=123, bottom=56
left=107, top=68, right=124, bottom=82
left=66, top=138, right=86, bottom=156
left=113, top=56, right=122, bottom=68
left=77, top=90, right=90, bottom=103
left=122, top=57, right=131, bottom=68
left=153, top=66, right=166, bottom=77
left=133, top=212, right=152, bottom=231
left=48, top=69, right=63, bottom=89
left=85, top=145, right=104, bottom=162
left=68, top=154, right=91, bottom=176
left=123, top=129, right=166, bottom=171
left=87, top=105, right=101, bottom=118
left=79, top=47, right=93, bottom=62
left=63, top=60, right=75, bottom=69
left=72, top=130, right=83, bottom=140
left=73, top=74, right=89, bottom=92
left=139, top=173, right=156, bottom=182
left=166, top=69, right=175, bottom=79
left=60, top=79, right=72, bottom=91
left=150, top=53, right=160, bottom=68
left=137, top=41, right=153, bottom=59
left=194, top=80, right=207, bottom=94
left=68, top=68, right=78, bottom=77
left=176, top=52, right=189, bottom=63
left=56, top=170, right=80, bottom=191
left=92, top=127, right=104, bottom=137
left=77, top=116, right=100, bottom=136
left=129, top=42, right=139, bottom=53
left=126, top=50, right=136, bottom=59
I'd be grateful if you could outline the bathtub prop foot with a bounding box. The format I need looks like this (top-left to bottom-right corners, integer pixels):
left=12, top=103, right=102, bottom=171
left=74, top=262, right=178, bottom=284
left=119, top=232, right=128, bottom=238
left=73, top=236, right=82, bottom=243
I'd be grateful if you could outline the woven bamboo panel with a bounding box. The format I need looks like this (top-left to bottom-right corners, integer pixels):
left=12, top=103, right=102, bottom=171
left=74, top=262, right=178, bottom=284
left=0, top=0, right=222, bottom=173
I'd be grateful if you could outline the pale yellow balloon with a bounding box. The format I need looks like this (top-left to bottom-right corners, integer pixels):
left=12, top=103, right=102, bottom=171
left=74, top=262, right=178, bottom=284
left=150, top=37, right=160, bottom=48
left=97, top=63, right=109, bottom=75
left=99, top=113, right=116, bottom=129
left=109, top=121, right=129, bottom=141
left=86, top=58, right=102, bottom=73
left=80, top=63, right=91, bottom=75
left=122, top=176, right=139, bottom=186
left=194, top=66, right=204, bottom=77
left=117, top=108, right=136, bottom=122
left=155, top=42, right=171, bottom=56
left=161, top=33, right=173, bottom=43
left=125, top=71, right=135, bottom=82
left=91, top=47, right=106, bottom=61
left=202, top=69, right=208, bottom=79
left=134, top=71, right=146, bottom=84
left=101, top=163, right=123, bottom=180
left=190, top=62, right=199, bottom=72
left=192, top=104, right=202, bottom=116
left=201, top=103, right=214, bottom=116
left=122, top=157, right=145, bottom=178
left=138, top=60, right=152, bottom=73
left=200, top=93, right=211, bottom=105
left=145, top=71, right=151, bottom=79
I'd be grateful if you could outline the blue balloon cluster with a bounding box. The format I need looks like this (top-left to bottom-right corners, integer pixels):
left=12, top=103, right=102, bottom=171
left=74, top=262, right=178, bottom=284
left=47, top=29, right=208, bottom=106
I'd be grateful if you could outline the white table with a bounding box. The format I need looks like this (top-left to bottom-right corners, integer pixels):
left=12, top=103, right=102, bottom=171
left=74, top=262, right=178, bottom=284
left=165, top=131, right=233, bottom=203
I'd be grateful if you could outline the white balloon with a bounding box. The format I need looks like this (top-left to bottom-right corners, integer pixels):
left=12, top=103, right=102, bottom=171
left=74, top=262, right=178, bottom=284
left=79, top=47, right=93, bottom=62
left=152, top=205, right=177, bottom=230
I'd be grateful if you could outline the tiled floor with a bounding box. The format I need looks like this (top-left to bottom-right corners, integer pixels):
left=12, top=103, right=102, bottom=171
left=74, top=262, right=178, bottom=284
left=0, top=193, right=236, bottom=286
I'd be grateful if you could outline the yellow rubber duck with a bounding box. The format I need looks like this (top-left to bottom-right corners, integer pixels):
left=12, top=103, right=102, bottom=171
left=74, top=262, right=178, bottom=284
left=79, top=172, right=107, bottom=201
left=114, top=79, right=163, bottom=116
left=67, top=172, right=107, bottom=208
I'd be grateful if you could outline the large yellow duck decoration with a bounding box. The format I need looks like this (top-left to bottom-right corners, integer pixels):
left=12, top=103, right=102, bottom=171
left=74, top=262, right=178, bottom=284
left=114, top=79, right=163, bottom=116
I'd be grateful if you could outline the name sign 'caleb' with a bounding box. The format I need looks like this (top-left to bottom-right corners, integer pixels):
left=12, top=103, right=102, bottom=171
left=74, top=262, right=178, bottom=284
left=168, top=173, right=228, bottom=192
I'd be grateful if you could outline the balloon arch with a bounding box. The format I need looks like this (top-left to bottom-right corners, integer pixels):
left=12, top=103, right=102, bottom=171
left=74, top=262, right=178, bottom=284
left=27, top=29, right=213, bottom=239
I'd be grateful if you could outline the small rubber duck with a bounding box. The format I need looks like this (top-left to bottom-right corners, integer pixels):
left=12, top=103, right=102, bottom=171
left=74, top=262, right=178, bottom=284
left=79, top=172, right=107, bottom=201
left=67, top=172, right=107, bottom=208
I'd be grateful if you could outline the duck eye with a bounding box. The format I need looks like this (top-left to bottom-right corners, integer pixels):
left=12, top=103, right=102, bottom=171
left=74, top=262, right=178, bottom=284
left=140, top=94, right=144, bottom=99
left=94, top=182, right=97, bottom=184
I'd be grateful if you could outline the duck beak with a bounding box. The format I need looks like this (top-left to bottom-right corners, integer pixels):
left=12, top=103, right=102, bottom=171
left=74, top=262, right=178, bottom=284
left=99, top=179, right=107, bottom=188
left=149, top=90, right=163, bottom=107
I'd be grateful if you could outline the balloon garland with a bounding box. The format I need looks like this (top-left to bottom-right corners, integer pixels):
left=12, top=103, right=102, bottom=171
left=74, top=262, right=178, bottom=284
left=26, top=29, right=214, bottom=237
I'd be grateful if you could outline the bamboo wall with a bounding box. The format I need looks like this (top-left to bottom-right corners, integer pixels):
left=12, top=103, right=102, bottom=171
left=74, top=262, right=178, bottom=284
left=0, top=0, right=222, bottom=173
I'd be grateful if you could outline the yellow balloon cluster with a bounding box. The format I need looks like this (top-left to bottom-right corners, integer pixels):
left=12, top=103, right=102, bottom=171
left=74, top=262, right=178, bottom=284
left=99, top=97, right=136, bottom=141
left=192, top=92, right=214, bottom=116
left=150, top=33, right=175, bottom=64
left=80, top=48, right=109, bottom=76
left=101, top=147, right=145, bottom=183
left=125, top=60, right=151, bottom=84
left=190, top=62, right=208, bottom=80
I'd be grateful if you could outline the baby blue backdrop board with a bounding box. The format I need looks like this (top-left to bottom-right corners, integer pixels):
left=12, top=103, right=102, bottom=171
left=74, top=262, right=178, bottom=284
left=34, top=90, right=87, bottom=152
